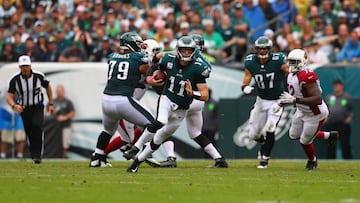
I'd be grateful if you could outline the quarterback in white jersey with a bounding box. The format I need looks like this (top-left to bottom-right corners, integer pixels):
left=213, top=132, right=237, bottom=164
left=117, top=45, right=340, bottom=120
left=279, top=49, right=338, bottom=170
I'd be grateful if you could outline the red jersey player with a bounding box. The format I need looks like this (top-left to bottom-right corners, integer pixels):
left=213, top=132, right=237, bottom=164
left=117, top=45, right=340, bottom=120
left=279, top=49, right=338, bottom=170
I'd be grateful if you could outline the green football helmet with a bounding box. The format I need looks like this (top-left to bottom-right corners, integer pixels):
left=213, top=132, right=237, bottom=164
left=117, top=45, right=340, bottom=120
left=191, top=34, right=204, bottom=51
left=119, top=32, right=143, bottom=52
left=176, top=36, right=197, bottom=62
left=254, top=36, right=273, bottom=59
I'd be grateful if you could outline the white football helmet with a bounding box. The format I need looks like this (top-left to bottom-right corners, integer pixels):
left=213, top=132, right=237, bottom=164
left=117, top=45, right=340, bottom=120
left=142, top=39, right=161, bottom=62
left=287, top=49, right=307, bottom=73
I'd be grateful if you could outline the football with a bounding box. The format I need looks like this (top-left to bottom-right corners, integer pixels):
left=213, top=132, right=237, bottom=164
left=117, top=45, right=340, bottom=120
left=154, top=70, right=166, bottom=81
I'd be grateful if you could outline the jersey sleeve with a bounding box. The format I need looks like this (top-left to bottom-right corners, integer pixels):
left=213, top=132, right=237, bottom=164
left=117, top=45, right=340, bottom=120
left=297, top=69, right=318, bottom=84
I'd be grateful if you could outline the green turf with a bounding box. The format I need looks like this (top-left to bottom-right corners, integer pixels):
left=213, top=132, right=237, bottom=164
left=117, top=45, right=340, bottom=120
left=0, top=159, right=359, bottom=203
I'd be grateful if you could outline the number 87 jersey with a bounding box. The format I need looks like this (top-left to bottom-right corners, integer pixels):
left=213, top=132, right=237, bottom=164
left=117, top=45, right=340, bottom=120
left=244, top=52, right=287, bottom=100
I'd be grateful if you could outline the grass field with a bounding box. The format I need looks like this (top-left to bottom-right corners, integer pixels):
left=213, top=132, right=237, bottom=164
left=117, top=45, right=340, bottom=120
left=0, top=159, right=359, bottom=203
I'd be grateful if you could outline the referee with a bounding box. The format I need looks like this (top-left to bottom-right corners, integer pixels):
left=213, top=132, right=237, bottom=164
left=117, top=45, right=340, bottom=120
left=6, top=55, right=56, bottom=164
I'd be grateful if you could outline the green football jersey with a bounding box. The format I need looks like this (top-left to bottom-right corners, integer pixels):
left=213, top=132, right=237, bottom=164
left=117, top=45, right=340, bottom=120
left=244, top=52, right=286, bottom=100
left=159, top=53, right=210, bottom=109
left=103, top=52, right=148, bottom=96
left=194, top=49, right=212, bottom=72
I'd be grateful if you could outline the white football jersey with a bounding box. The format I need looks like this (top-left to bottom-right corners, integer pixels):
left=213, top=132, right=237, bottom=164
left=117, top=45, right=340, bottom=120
left=286, top=69, right=328, bottom=115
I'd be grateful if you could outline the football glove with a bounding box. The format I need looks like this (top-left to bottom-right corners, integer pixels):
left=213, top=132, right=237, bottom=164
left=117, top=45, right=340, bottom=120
left=242, top=86, right=254, bottom=94
left=279, top=91, right=296, bottom=104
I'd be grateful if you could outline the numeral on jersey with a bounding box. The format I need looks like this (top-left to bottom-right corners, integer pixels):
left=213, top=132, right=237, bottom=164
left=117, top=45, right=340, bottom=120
left=168, top=76, right=186, bottom=97
left=108, top=60, right=130, bottom=80
left=254, top=72, right=274, bottom=89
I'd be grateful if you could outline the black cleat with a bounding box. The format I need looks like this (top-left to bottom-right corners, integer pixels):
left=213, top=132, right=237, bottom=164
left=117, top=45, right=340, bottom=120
left=160, top=156, right=177, bottom=168
left=257, top=159, right=269, bottom=169
left=127, top=158, right=143, bottom=173
left=33, top=158, right=42, bottom=164
left=328, top=131, right=339, bottom=147
left=119, top=143, right=132, bottom=153
left=89, top=153, right=112, bottom=167
left=123, top=146, right=140, bottom=160
left=305, top=159, right=318, bottom=170
left=211, top=157, right=228, bottom=168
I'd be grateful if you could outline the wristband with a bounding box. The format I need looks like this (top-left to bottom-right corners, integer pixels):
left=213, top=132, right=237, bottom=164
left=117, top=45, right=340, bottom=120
left=48, top=103, right=54, bottom=106
left=295, top=98, right=300, bottom=103
left=11, top=104, right=16, bottom=109
left=192, top=91, right=201, bottom=99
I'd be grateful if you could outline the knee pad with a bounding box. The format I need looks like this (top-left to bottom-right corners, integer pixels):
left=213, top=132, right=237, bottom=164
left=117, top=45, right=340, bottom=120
left=194, top=134, right=211, bottom=148
left=147, top=121, right=163, bottom=133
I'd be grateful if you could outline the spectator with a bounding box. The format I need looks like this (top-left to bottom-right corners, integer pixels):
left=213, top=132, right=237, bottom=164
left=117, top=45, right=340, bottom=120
left=258, top=0, right=279, bottom=31
left=91, top=35, right=113, bottom=62
left=336, top=29, right=360, bottom=63
left=74, top=30, right=93, bottom=58
left=34, top=32, right=49, bottom=61
left=230, top=2, right=249, bottom=61
left=54, top=85, right=75, bottom=158
left=243, top=0, right=268, bottom=43
left=321, top=0, right=338, bottom=28
left=46, top=36, right=60, bottom=62
left=343, top=0, right=360, bottom=29
left=55, top=27, right=72, bottom=53
left=58, top=41, right=87, bottom=62
left=332, top=23, right=350, bottom=55
left=323, top=79, right=353, bottom=159
left=276, top=23, right=292, bottom=52
left=217, top=13, right=239, bottom=61
left=202, top=18, right=224, bottom=62
left=0, top=38, right=17, bottom=62
left=305, top=40, right=330, bottom=65
left=0, top=88, right=25, bottom=159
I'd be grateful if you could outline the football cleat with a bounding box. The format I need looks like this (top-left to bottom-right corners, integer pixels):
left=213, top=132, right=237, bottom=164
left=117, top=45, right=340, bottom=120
left=211, top=157, right=228, bottom=168
left=33, top=158, right=42, bottom=164
left=160, top=156, right=177, bottom=168
left=89, top=153, right=112, bottom=167
left=126, top=158, right=143, bottom=173
left=305, top=159, right=317, bottom=170
left=257, top=159, right=269, bottom=169
left=123, top=146, right=140, bottom=160
left=119, top=143, right=133, bottom=153
left=328, top=131, right=339, bottom=147
left=144, top=157, right=161, bottom=167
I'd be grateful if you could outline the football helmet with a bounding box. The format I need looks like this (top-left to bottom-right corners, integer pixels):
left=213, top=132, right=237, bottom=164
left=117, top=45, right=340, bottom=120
left=142, top=39, right=161, bottom=61
left=287, top=49, right=307, bottom=73
left=191, top=34, right=204, bottom=51
left=176, top=36, right=197, bottom=62
left=254, top=36, right=273, bottom=59
left=119, top=32, right=143, bottom=52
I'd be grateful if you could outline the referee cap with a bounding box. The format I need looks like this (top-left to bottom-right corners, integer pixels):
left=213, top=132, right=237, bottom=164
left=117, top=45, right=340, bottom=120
left=18, top=55, right=32, bottom=66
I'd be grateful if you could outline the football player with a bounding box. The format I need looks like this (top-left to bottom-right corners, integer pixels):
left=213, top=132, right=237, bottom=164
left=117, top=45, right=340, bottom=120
left=279, top=49, right=338, bottom=170
left=124, top=36, right=228, bottom=172
left=241, top=36, right=289, bottom=169
left=89, top=32, right=156, bottom=167
left=158, top=34, right=221, bottom=167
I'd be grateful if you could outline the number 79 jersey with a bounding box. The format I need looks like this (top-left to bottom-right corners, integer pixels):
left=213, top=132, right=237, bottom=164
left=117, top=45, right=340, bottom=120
left=159, top=53, right=211, bottom=110
left=103, top=52, right=148, bottom=96
left=244, top=52, right=287, bottom=100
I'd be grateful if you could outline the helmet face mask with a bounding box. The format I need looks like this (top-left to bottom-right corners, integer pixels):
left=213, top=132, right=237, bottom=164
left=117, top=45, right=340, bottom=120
left=191, top=34, right=204, bottom=51
left=119, top=32, right=143, bottom=52
left=254, top=36, right=273, bottom=59
left=287, top=49, right=307, bottom=73
left=176, top=36, right=197, bottom=62
left=142, top=39, right=161, bottom=61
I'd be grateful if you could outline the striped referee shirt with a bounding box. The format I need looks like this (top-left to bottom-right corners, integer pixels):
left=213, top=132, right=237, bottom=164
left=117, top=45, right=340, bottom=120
left=8, top=70, right=50, bottom=107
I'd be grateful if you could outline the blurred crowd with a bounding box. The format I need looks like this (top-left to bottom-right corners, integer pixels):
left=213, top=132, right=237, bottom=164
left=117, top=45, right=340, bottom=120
left=0, top=0, right=359, bottom=65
